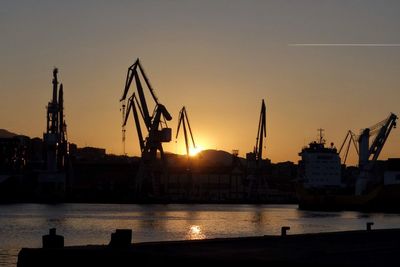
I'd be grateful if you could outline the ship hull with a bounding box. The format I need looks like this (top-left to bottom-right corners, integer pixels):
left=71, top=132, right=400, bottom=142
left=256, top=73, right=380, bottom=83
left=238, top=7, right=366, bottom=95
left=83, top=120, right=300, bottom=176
left=374, top=183, right=400, bottom=211
left=294, top=184, right=399, bottom=211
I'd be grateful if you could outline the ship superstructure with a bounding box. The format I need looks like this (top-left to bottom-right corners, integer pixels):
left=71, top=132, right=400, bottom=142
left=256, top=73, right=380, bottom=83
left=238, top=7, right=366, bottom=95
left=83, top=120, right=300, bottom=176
left=298, top=129, right=342, bottom=189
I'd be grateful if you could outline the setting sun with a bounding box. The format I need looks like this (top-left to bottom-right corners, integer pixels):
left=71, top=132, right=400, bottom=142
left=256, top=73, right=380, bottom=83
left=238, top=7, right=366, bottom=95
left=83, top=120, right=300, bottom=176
left=189, top=146, right=203, bottom=157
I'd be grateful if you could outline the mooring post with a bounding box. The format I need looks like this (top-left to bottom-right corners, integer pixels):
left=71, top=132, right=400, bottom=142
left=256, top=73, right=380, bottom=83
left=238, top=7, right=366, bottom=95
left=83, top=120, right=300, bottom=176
left=109, top=229, right=132, bottom=248
left=42, top=228, right=64, bottom=248
left=366, top=222, right=374, bottom=231
left=281, top=226, right=290, bottom=236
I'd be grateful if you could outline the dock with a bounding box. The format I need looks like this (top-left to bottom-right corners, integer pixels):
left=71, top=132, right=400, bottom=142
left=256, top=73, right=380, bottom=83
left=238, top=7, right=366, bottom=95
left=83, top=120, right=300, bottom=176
left=18, top=227, right=400, bottom=266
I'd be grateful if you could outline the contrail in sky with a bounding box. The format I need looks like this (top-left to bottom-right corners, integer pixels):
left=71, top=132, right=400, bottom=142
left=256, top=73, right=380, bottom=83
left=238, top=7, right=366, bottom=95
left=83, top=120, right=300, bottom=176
left=289, top=43, right=400, bottom=47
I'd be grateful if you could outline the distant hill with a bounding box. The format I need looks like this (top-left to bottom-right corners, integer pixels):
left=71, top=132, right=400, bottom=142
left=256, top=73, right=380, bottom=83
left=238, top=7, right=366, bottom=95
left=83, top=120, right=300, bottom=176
left=0, top=129, right=18, bottom=138
left=198, top=149, right=238, bottom=166
left=166, top=149, right=247, bottom=166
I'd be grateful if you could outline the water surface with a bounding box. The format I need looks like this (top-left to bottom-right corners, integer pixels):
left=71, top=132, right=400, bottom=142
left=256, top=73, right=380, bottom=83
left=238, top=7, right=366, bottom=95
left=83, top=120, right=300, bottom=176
left=1, top=204, right=400, bottom=267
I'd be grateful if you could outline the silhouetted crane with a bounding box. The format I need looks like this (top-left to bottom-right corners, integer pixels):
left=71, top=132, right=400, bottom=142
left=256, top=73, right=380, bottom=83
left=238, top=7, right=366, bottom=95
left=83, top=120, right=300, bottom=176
left=245, top=99, right=268, bottom=200
left=176, top=106, right=196, bottom=159
left=338, top=130, right=359, bottom=165
left=356, top=113, right=397, bottom=195
left=254, top=99, right=267, bottom=164
left=175, top=106, right=197, bottom=196
left=120, top=58, right=172, bottom=197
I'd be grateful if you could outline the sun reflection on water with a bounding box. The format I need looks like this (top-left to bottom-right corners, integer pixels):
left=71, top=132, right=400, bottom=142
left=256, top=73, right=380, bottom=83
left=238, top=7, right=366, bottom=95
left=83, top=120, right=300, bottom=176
left=186, top=225, right=206, bottom=240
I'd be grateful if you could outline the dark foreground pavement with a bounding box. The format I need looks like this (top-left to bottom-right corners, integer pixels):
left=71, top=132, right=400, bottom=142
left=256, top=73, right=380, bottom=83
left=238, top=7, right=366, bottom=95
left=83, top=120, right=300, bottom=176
left=18, top=229, right=400, bottom=267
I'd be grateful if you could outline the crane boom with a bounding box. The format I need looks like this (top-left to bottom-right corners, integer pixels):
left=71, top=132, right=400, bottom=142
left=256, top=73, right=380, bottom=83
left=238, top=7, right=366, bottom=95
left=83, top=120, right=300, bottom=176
left=182, top=116, right=189, bottom=157
left=338, top=130, right=359, bottom=165
left=120, top=59, right=159, bottom=104
left=137, top=62, right=159, bottom=104
left=369, top=113, right=397, bottom=162
left=123, top=94, right=145, bottom=151
left=186, top=109, right=196, bottom=148
left=134, top=73, right=151, bottom=128
left=120, top=59, right=139, bottom=102
left=176, top=106, right=196, bottom=157
left=254, top=99, right=266, bottom=162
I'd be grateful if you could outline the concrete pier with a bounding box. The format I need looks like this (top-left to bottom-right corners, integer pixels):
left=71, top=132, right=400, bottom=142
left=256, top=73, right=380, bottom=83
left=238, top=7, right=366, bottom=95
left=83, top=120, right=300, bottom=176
left=18, top=228, right=400, bottom=267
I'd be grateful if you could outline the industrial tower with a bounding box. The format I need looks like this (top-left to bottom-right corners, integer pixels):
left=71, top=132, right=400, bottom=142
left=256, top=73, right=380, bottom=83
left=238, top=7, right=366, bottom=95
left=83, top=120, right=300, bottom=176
left=43, top=68, right=68, bottom=172
left=37, top=68, right=68, bottom=200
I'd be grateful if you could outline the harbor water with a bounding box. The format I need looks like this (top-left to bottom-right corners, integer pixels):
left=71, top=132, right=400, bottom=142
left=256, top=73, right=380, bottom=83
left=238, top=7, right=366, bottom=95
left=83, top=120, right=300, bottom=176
left=2, top=204, right=400, bottom=267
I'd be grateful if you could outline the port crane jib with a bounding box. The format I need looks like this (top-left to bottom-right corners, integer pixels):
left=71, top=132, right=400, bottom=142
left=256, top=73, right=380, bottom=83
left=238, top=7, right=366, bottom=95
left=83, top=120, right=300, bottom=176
left=176, top=106, right=196, bottom=158
left=254, top=99, right=267, bottom=164
left=358, top=113, right=397, bottom=167
left=121, top=58, right=159, bottom=105
left=356, top=113, right=397, bottom=195
left=123, top=93, right=145, bottom=152
left=338, top=130, right=359, bottom=165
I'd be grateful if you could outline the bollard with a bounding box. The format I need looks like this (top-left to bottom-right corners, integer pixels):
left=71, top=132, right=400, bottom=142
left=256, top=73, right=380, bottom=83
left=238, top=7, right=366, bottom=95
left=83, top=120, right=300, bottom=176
left=109, top=229, right=132, bottom=248
left=42, top=228, right=64, bottom=248
left=281, top=226, right=290, bottom=236
left=366, top=222, right=374, bottom=231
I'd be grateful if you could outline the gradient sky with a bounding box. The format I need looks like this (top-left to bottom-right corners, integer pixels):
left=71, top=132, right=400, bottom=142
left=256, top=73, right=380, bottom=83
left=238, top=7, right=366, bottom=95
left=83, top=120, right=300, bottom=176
left=1, top=0, right=400, bottom=165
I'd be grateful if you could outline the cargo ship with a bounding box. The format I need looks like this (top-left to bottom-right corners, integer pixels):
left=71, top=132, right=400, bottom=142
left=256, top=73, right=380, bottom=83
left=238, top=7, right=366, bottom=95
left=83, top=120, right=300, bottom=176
left=296, top=113, right=400, bottom=211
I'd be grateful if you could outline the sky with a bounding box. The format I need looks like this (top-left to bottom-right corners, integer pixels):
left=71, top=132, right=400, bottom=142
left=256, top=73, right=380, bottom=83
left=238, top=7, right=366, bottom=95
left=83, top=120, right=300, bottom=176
left=1, top=0, right=400, bottom=165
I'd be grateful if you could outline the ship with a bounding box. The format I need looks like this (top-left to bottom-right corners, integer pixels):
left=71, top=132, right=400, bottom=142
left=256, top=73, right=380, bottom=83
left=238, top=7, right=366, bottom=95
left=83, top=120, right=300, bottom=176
left=296, top=113, right=400, bottom=211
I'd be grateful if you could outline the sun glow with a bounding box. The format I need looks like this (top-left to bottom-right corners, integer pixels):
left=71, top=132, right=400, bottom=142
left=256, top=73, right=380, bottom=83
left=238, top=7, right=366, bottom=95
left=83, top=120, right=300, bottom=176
left=189, top=146, right=203, bottom=157
left=187, top=225, right=206, bottom=240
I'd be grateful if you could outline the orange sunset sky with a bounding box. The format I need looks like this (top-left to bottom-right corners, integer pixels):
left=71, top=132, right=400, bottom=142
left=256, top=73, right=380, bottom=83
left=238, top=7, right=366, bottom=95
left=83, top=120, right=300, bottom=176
left=1, top=1, right=400, bottom=165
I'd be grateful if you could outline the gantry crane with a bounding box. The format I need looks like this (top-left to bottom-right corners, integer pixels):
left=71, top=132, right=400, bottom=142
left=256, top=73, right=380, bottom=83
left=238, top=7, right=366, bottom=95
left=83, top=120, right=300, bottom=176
left=356, top=113, right=397, bottom=195
left=120, top=58, right=172, bottom=197
left=176, top=106, right=196, bottom=159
